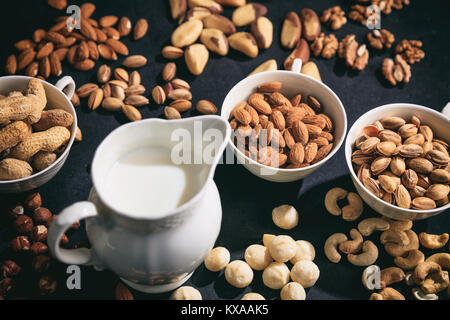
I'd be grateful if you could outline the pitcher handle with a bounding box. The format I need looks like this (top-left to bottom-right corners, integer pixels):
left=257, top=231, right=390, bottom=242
left=55, top=76, right=76, bottom=100
left=48, top=202, right=99, bottom=266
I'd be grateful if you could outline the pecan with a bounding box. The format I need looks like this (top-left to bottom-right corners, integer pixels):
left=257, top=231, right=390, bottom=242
left=320, top=6, right=347, bottom=30
left=395, top=40, right=425, bottom=64
left=382, top=54, right=411, bottom=86
left=338, top=35, right=369, bottom=71
left=311, top=33, right=338, bottom=59
left=367, top=29, right=395, bottom=50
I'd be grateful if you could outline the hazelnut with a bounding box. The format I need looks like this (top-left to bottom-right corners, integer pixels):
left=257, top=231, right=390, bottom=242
left=24, top=193, right=42, bottom=211
left=30, top=242, right=49, bottom=256
left=60, top=234, right=69, bottom=247
left=70, top=220, right=81, bottom=230
left=0, top=278, right=13, bottom=296
left=39, top=274, right=57, bottom=295
left=45, top=215, right=57, bottom=228
left=7, top=204, right=25, bottom=220
left=1, top=260, right=21, bottom=278
left=14, top=215, right=34, bottom=235
left=32, top=255, right=51, bottom=273
left=10, top=236, right=31, bottom=252
left=32, top=208, right=52, bottom=224
left=30, top=225, right=48, bottom=242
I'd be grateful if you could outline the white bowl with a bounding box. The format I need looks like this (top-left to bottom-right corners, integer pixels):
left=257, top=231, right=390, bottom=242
left=345, top=103, right=450, bottom=220
left=0, top=76, right=77, bottom=193
left=221, top=69, right=347, bottom=183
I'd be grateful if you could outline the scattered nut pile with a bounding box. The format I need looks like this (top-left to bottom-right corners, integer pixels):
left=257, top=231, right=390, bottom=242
left=228, top=81, right=335, bottom=168
left=352, top=116, right=450, bottom=209
left=166, top=1, right=273, bottom=75
left=0, top=79, right=75, bottom=181
left=0, top=192, right=82, bottom=299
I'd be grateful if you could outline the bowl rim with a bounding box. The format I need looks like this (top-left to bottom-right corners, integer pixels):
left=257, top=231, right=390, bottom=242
left=0, top=75, right=78, bottom=185
left=220, top=70, right=348, bottom=173
left=345, top=103, right=450, bottom=214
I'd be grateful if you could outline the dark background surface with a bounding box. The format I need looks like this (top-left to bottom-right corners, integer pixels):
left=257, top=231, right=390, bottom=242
left=0, top=0, right=449, bottom=300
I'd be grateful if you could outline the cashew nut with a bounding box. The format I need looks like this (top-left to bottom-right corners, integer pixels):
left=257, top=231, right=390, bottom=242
left=325, top=187, right=348, bottom=216
left=380, top=230, right=410, bottom=246
left=413, top=261, right=442, bottom=285
left=394, top=249, right=425, bottom=270
left=421, top=270, right=449, bottom=294
left=324, top=233, right=348, bottom=263
left=419, top=232, right=449, bottom=250
left=362, top=265, right=381, bottom=290
left=380, top=267, right=405, bottom=289
left=342, top=192, right=364, bottom=221
left=370, top=287, right=405, bottom=300
left=358, top=218, right=390, bottom=236
left=339, top=229, right=363, bottom=254
left=425, top=253, right=450, bottom=269
left=385, top=230, right=419, bottom=257
left=382, top=217, right=413, bottom=231
left=348, top=241, right=379, bottom=267
left=412, top=287, right=438, bottom=300
left=405, top=272, right=415, bottom=286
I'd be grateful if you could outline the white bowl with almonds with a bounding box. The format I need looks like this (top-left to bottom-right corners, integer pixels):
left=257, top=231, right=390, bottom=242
left=221, top=68, right=347, bottom=183
left=346, top=104, right=450, bottom=220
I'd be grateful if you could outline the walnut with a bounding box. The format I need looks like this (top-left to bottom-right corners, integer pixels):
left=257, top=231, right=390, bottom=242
left=382, top=54, right=411, bottom=86
left=367, top=29, right=395, bottom=50
left=320, top=6, right=347, bottom=30
left=395, top=40, right=425, bottom=64
left=338, top=35, right=369, bottom=71
left=372, top=0, right=394, bottom=15
left=311, top=33, right=338, bottom=59
left=349, top=5, right=369, bottom=25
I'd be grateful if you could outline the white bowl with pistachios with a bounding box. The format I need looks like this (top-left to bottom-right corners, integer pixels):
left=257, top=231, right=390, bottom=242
left=346, top=103, right=450, bottom=220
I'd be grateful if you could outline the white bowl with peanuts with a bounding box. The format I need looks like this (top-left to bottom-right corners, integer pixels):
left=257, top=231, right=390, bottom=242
left=0, top=76, right=77, bottom=193
left=221, top=60, right=347, bottom=183
left=345, top=103, right=450, bottom=220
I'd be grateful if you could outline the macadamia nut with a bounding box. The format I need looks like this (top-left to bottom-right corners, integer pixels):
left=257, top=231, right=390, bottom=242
left=244, top=244, right=272, bottom=271
left=262, top=262, right=290, bottom=290
left=225, top=260, right=254, bottom=288
left=280, top=282, right=306, bottom=300
left=291, top=260, right=320, bottom=288
left=272, top=205, right=299, bottom=230
left=241, top=292, right=265, bottom=300
left=171, top=286, right=202, bottom=300
left=204, top=247, right=230, bottom=272
left=269, top=235, right=297, bottom=262
left=290, top=240, right=316, bottom=264
left=263, top=234, right=276, bottom=247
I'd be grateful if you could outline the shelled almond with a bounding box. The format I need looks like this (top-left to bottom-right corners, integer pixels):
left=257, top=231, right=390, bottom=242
left=228, top=81, right=335, bottom=169
left=352, top=116, right=450, bottom=209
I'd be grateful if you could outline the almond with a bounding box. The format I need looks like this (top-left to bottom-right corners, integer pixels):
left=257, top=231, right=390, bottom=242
left=281, top=12, right=302, bottom=49
left=171, top=19, right=203, bottom=48
left=169, top=0, right=187, bottom=20
left=290, top=143, right=305, bottom=165
left=39, top=56, right=51, bottom=79
left=122, top=105, right=142, bottom=122
left=234, top=108, right=252, bottom=125
left=185, top=44, right=209, bottom=75
left=248, top=95, right=271, bottom=115
left=203, top=14, right=236, bottom=35
left=76, top=41, right=90, bottom=61
left=81, top=3, right=96, bottom=18
left=196, top=100, right=217, bottom=114
left=47, top=0, right=67, bottom=10
left=304, top=142, right=318, bottom=163
left=25, top=62, right=39, bottom=77
left=250, top=16, right=273, bottom=49
left=312, top=143, right=333, bottom=164
left=17, top=49, right=36, bottom=71
left=36, top=42, right=54, bottom=60
left=232, top=3, right=267, bottom=27
left=88, top=89, right=104, bottom=110
left=245, top=105, right=259, bottom=126
left=14, top=40, right=36, bottom=51
left=87, top=41, right=99, bottom=60
left=286, top=107, right=306, bottom=127
left=122, top=55, right=147, bottom=68
left=300, top=8, right=321, bottom=42
left=292, top=120, right=309, bottom=144
left=228, top=32, right=258, bottom=58
left=102, top=27, right=120, bottom=40
left=170, top=99, right=192, bottom=112
left=74, top=59, right=95, bottom=71
left=270, top=110, right=286, bottom=131
left=257, top=81, right=282, bottom=93
left=118, top=17, right=132, bottom=36
left=162, top=46, right=184, bottom=59
left=163, top=63, right=177, bottom=82
left=45, top=31, right=66, bottom=45
left=134, top=19, right=149, bottom=40
left=98, top=44, right=118, bottom=61
left=80, top=19, right=98, bottom=41
left=105, top=39, right=129, bottom=56
left=115, top=282, right=134, bottom=300
left=164, top=106, right=182, bottom=120
left=49, top=52, right=62, bottom=76
left=6, top=55, right=17, bottom=75
left=284, top=39, right=310, bottom=70
left=100, top=16, right=118, bottom=28
left=200, top=28, right=229, bottom=56
left=102, top=97, right=124, bottom=112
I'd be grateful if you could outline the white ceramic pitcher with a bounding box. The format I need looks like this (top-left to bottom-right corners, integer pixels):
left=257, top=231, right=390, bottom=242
left=48, top=116, right=231, bottom=293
